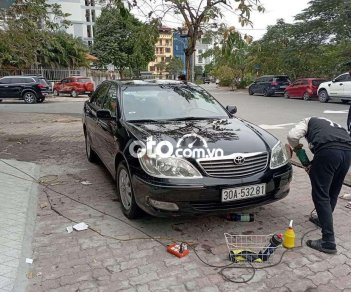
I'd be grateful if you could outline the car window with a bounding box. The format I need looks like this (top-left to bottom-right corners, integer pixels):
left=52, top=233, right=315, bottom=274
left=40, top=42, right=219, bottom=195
left=302, top=80, right=308, bottom=85
left=274, top=76, right=289, bottom=83
left=92, top=83, right=110, bottom=108
left=78, top=78, right=91, bottom=83
left=122, top=85, right=229, bottom=121
left=0, top=78, right=10, bottom=84
left=20, top=78, right=35, bottom=83
left=293, top=80, right=302, bottom=86
left=344, top=74, right=351, bottom=82
left=256, top=78, right=263, bottom=83
left=104, top=85, right=118, bottom=114
left=335, top=74, right=349, bottom=82
left=61, top=79, right=68, bottom=83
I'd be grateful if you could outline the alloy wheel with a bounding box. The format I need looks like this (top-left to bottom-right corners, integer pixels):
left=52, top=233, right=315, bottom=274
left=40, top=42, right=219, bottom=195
left=318, top=90, right=329, bottom=103
left=23, top=92, right=36, bottom=104
left=284, top=91, right=289, bottom=99
left=119, top=169, right=132, bottom=210
left=303, top=92, right=310, bottom=101
left=71, top=90, right=78, bottom=98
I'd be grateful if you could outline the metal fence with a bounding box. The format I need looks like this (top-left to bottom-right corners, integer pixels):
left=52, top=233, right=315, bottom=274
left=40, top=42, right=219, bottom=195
left=0, top=68, right=119, bottom=87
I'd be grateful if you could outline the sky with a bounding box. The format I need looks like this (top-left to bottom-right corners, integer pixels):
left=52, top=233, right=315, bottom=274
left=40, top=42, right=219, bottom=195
left=132, top=0, right=311, bottom=40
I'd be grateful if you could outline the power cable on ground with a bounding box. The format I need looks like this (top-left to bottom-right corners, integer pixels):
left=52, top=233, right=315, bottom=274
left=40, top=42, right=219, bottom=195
left=0, top=159, right=319, bottom=283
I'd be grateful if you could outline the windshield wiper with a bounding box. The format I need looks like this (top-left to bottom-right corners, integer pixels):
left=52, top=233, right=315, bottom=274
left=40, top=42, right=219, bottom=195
left=168, top=117, right=220, bottom=121
left=127, top=119, right=166, bottom=123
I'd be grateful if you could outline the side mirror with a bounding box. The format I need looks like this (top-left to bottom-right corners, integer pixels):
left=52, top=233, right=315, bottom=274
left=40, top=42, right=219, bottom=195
left=96, top=109, right=112, bottom=119
left=226, top=105, right=237, bottom=115
left=332, top=79, right=336, bottom=83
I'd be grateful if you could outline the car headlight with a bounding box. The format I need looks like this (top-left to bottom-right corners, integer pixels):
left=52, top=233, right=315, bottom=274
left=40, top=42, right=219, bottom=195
left=270, top=141, right=289, bottom=169
left=139, top=155, right=202, bottom=178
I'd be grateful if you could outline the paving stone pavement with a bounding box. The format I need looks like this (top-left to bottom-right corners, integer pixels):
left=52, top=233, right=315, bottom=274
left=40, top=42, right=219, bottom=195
left=0, top=159, right=39, bottom=292
left=25, top=165, right=351, bottom=292
left=1, top=113, right=351, bottom=291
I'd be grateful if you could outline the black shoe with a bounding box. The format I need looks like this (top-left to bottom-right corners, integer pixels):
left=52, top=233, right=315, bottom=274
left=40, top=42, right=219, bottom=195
left=309, top=215, right=321, bottom=228
left=306, top=239, right=337, bottom=254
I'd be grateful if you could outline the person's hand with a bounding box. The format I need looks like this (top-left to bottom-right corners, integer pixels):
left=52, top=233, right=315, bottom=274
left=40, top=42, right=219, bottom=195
left=285, top=144, right=293, bottom=159
left=304, top=164, right=311, bottom=174
left=293, top=143, right=304, bottom=152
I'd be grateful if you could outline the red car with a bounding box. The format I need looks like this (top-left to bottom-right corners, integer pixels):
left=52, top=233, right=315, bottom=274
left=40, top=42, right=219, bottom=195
left=284, top=78, right=327, bottom=100
left=53, top=76, right=94, bottom=97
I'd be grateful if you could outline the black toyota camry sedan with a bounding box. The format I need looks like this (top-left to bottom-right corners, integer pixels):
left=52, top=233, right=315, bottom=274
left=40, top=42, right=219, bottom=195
left=82, top=80, right=292, bottom=218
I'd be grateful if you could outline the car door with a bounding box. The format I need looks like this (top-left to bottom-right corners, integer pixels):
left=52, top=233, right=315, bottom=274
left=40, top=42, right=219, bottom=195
left=0, top=78, right=11, bottom=98
left=97, top=84, right=120, bottom=174
left=5, top=78, right=23, bottom=98
left=341, top=74, right=351, bottom=98
left=61, top=78, right=71, bottom=93
left=90, top=82, right=111, bottom=161
left=329, top=74, right=347, bottom=97
left=253, top=77, right=263, bottom=93
left=288, top=80, right=301, bottom=97
left=84, top=83, right=110, bottom=159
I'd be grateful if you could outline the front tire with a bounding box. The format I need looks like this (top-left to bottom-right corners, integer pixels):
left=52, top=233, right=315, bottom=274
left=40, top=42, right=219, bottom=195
left=116, top=162, right=141, bottom=219
left=54, top=90, right=59, bottom=96
left=318, top=89, right=329, bottom=103
left=341, top=99, right=349, bottom=104
left=263, top=89, right=270, bottom=97
left=248, top=87, right=254, bottom=95
left=284, top=91, right=289, bottom=99
left=23, top=91, right=37, bottom=104
left=303, top=92, right=310, bottom=101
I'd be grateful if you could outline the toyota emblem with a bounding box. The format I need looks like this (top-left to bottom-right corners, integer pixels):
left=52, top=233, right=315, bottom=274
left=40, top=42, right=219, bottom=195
left=234, top=156, right=245, bottom=165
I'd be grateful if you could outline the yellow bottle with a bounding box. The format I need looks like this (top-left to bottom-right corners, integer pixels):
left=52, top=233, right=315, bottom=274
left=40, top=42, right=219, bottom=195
left=283, top=220, right=295, bottom=249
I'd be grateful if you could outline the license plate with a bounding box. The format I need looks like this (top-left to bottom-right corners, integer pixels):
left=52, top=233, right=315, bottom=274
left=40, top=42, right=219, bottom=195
left=221, top=184, right=266, bottom=202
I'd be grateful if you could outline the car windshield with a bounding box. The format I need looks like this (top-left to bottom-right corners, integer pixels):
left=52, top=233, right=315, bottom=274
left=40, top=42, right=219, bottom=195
left=122, top=85, right=229, bottom=121
left=312, top=80, right=327, bottom=86
left=78, top=78, right=91, bottom=83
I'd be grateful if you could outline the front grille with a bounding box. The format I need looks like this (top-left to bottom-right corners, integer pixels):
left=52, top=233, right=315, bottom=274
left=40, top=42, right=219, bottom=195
left=198, top=152, right=268, bottom=178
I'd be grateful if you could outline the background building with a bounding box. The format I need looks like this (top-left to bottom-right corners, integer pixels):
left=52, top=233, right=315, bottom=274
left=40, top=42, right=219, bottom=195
left=47, top=0, right=104, bottom=46
left=148, top=26, right=173, bottom=78
left=195, top=36, right=214, bottom=72
left=173, top=32, right=187, bottom=75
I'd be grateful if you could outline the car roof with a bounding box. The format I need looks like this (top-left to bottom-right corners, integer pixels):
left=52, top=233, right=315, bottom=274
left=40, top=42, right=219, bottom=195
left=106, top=79, right=194, bottom=86
left=1, top=75, right=38, bottom=78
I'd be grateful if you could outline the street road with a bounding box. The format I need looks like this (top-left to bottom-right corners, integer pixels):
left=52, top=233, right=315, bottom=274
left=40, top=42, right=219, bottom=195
left=1, top=84, right=349, bottom=146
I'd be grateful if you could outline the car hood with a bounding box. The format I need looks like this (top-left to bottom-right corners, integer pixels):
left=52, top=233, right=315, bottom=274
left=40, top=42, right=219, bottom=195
left=124, top=118, right=278, bottom=157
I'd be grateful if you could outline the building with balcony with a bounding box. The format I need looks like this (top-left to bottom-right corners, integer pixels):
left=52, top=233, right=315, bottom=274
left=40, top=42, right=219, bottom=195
left=47, top=0, right=104, bottom=46
left=148, top=26, right=173, bottom=78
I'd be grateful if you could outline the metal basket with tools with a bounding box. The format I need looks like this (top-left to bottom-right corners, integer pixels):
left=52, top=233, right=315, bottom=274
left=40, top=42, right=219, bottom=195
left=224, top=233, right=283, bottom=264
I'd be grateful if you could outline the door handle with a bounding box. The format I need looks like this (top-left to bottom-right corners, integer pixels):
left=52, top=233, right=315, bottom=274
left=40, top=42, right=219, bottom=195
left=340, top=83, right=343, bottom=86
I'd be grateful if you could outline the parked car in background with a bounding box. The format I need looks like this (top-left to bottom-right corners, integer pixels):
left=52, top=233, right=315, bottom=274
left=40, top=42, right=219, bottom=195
left=248, top=75, right=291, bottom=97
left=203, top=77, right=211, bottom=84
left=82, top=79, right=292, bottom=219
left=0, top=75, right=50, bottom=103
left=284, top=78, right=327, bottom=100
left=318, top=72, right=351, bottom=103
left=53, top=76, right=94, bottom=97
